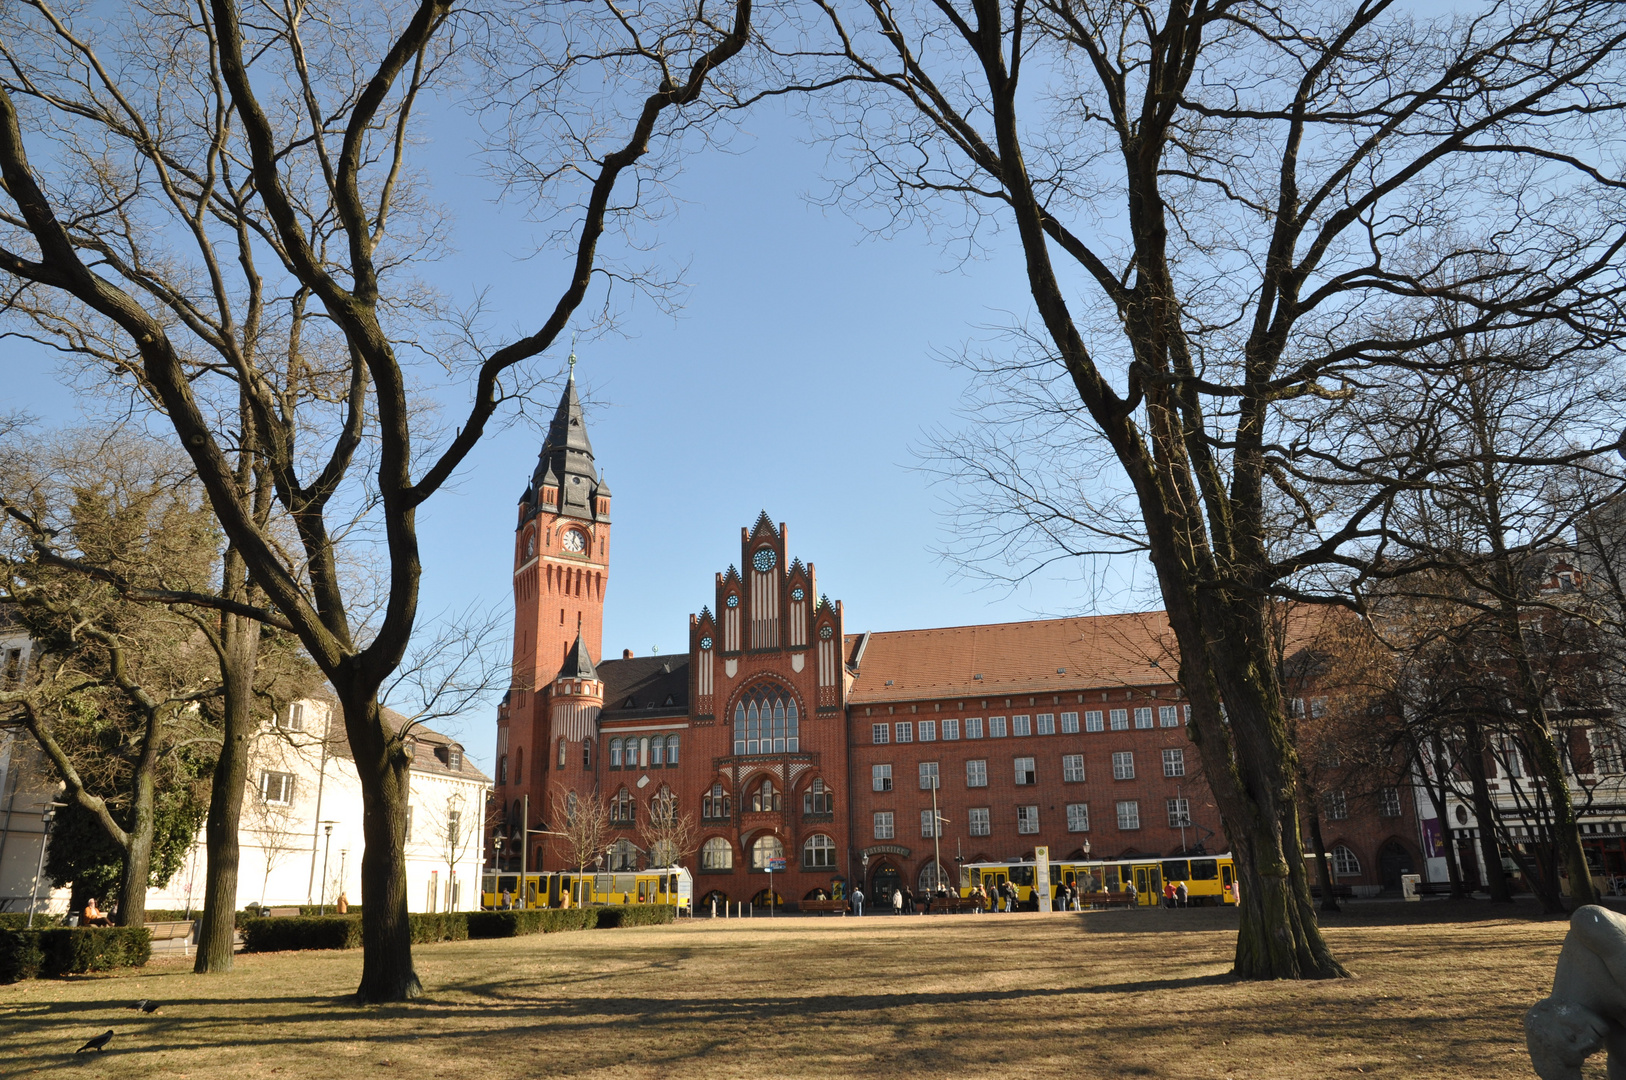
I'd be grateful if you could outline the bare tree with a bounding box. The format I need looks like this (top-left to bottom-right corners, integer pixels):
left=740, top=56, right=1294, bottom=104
left=0, top=0, right=760, bottom=1001
left=552, top=788, right=611, bottom=907
left=244, top=788, right=306, bottom=909
left=801, top=0, right=1626, bottom=976
left=640, top=784, right=697, bottom=870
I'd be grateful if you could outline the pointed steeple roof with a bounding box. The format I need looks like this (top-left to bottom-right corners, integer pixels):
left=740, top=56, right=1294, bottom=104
left=530, top=352, right=605, bottom=520
left=557, top=631, right=598, bottom=682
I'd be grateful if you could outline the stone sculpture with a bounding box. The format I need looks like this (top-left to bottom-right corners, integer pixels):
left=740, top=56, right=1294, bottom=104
left=1527, top=904, right=1626, bottom=1079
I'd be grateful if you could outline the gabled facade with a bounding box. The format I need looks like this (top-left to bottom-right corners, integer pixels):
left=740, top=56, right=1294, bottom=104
left=488, top=378, right=1428, bottom=905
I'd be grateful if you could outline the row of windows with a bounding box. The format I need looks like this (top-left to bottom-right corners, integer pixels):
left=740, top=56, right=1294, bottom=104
left=1321, top=787, right=1404, bottom=821
left=872, top=797, right=1190, bottom=838
left=871, top=749, right=1185, bottom=791
left=609, top=734, right=679, bottom=769
left=699, top=779, right=836, bottom=820
left=870, top=707, right=1187, bottom=745
left=699, top=833, right=836, bottom=871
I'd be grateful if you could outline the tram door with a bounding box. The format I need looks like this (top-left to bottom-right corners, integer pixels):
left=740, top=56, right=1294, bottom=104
left=1221, top=864, right=1234, bottom=904
left=1133, top=865, right=1163, bottom=906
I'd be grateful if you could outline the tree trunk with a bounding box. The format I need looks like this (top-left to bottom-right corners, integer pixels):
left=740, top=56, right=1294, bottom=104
left=1425, top=740, right=1467, bottom=900
left=116, top=805, right=153, bottom=928
left=339, top=687, right=420, bottom=1004
left=1303, top=799, right=1340, bottom=913
left=1164, top=598, right=1347, bottom=979
left=1462, top=720, right=1513, bottom=903
left=196, top=587, right=261, bottom=972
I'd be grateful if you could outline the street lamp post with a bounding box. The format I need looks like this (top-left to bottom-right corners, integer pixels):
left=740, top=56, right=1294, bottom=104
left=27, top=803, right=66, bottom=929
left=317, top=821, right=337, bottom=915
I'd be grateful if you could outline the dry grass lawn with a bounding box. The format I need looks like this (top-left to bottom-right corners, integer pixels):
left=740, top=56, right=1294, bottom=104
left=0, top=902, right=1587, bottom=1079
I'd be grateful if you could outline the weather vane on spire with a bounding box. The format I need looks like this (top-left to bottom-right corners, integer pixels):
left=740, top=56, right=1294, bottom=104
left=567, top=332, right=578, bottom=381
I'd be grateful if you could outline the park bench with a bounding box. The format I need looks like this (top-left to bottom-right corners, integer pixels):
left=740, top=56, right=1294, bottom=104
left=266, top=906, right=302, bottom=917
left=1308, top=884, right=1355, bottom=900
left=799, top=899, right=849, bottom=915
left=1081, top=892, right=1138, bottom=909
left=1412, top=882, right=1459, bottom=897
left=146, top=920, right=196, bottom=943
left=922, top=895, right=977, bottom=914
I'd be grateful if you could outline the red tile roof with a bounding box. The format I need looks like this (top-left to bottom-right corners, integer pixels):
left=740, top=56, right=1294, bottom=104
left=843, top=611, right=1182, bottom=704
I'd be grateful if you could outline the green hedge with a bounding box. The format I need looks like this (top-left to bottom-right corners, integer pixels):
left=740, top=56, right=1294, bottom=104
left=0, top=927, right=152, bottom=983
left=410, top=913, right=468, bottom=943
left=467, top=905, right=674, bottom=939
left=243, top=913, right=466, bottom=952
left=0, top=913, right=61, bottom=930
left=242, top=916, right=363, bottom=953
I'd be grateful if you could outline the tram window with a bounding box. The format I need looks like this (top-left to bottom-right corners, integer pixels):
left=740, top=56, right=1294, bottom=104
left=1009, top=865, right=1034, bottom=886
left=1102, top=866, right=1121, bottom=889
left=1161, top=860, right=1189, bottom=881
left=1189, top=859, right=1219, bottom=881
left=499, top=875, right=517, bottom=894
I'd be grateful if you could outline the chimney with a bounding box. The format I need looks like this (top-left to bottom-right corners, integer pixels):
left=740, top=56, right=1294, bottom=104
left=622, top=648, right=634, bottom=659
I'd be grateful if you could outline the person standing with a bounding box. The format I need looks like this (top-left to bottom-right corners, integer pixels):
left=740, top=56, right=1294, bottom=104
left=1164, top=880, right=1177, bottom=909
left=1176, top=880, right=1189, bottom=908
left=852, top=886, right=865, bottom=916
left=892, top=887, right=904, bottom=915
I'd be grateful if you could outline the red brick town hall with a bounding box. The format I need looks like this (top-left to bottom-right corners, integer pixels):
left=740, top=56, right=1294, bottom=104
left=489, top=375, right=1419, bottom=905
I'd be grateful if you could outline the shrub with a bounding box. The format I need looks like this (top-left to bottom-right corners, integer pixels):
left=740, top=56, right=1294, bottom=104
left=0, top=931, right=44, bottom=983
left=0, top=927, right=152, bottom=983
left=600, top=904, right=676, bottom=929
left=242, top=916, right=362, bottom=953
left=0, top=913, right=60, bottom=930
left=466, top=905, right=675, bottom=938
left=410, top=913, right=468, bottom=943
left=298, top=904, right=361, bottom=917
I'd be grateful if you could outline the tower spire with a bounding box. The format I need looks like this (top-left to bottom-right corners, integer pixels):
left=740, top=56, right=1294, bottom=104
left=530, top=343, right=602, bottom=519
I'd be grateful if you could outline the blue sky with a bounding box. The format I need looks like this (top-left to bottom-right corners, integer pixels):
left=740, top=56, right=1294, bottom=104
left=9, top=97, right=1151, bottom=769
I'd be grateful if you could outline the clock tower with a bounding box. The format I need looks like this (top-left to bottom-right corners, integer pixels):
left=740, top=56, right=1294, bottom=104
left=495, top=360, right=611, bottom=855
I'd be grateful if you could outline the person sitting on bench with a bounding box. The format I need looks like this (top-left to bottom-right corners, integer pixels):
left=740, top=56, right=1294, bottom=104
left=82, top=898, right=111, bottom=926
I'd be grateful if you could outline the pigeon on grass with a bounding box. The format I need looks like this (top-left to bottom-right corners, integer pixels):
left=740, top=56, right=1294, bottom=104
left=140, top=1002, right=160, bottom=1014
left=76, top=1031, right=113, bottom=1054
left=127, top=1000, right=147, bottom=1011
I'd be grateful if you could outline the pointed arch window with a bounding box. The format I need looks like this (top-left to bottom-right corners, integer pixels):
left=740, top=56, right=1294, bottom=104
left=701, top=837, right=733, bottom=870
left=703, top=784, right=731, bottom=821
left=608, top=837, right=640, bottom=871
left=750, top=778, right=781, bottom=813
left=733, top=682, right=800, bottom=755
left=750, top=834, right=785, bottom=871
left=611, top=787, right=636, bottom=825
left=557, top=739, right=567, bottom=768
left=802, top=778, right=834, bottom=816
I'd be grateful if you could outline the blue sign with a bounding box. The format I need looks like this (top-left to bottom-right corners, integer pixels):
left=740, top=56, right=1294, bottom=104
left=768, top=857, right=786, bottom=872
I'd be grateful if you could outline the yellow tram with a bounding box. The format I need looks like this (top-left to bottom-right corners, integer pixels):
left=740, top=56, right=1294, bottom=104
left=961, top=853, right=1237, bottom=908
left=480, top=867, right=693, bottom=912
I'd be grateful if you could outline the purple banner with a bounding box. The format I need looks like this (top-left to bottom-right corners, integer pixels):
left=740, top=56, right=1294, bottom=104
left=1421, top=817, right=1445, bottom=858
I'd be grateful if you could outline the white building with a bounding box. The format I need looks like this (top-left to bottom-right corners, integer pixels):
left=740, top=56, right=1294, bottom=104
left=0, top=620, right=70, bottom=915
left=149, top=690, right=491, bottom=914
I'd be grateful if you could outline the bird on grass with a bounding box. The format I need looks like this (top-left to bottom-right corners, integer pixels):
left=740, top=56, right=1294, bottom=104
left=139, top=1002, right=160, bottom=1014
left=127, top=1000, right=147, bottom=1011
left=76, top=1031, right=113, bottom=1054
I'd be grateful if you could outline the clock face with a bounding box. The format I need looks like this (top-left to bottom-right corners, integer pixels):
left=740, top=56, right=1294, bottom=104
left=725, top=595, right=739, bottom=608
left=561, top=529, right=586, bottom=553
left=525, top=534, right=535, bottom=558
left=752, top=547, right=777, bottom=573
left=819, top=625, right=833, bottom=639
left=790, top=587, right=805, bottom=601
left=700, top=636, right=713, bottom=649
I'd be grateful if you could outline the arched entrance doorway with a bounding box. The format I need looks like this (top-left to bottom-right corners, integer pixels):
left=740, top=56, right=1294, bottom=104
left=872, top=864, right=901, bottom=904
left=1379, top=839, right=1414, bottom=893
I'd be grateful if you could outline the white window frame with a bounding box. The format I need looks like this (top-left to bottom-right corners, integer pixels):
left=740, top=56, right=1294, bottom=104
left=1112, top=751, right=1135, bottom=780
left=1109, top=709, right=1129, bottom=731
left=1116, top=800, right=1140, bottom=830
left=1332, top=845, right=1361, bottom=877
left=1014, top=756, right=1036, bottom=785
left=873, top=812, right=895, bottom=840
left=1162, top=748, right=1185, bottom=777
left=1062, top=754, right=1085, bottom=782
left=872, top=764, right=893, bottom=792
left=895, top=721, right=913, bottom=743
left=969, top=807, right=991, bottom=837
left=989, top=716, right=1008, bottom=738
left=1061, top=712, right=1080, bottom=734
left=1085, top=710, right=1103, bottom=732
left=1378, top=787, right=1402, bottom=818
left=920, top=809, right=938, bottom=838
left=966, top=759, right=988, bottom=788
left=872, top=723, right=890, bottom=745
left=1036, top=713, right=1055, bottom=735
left=260, top=770, right=294, bottom=805
left=965, top=717, right=984, bottom=739
left=1066, top=803, right=1090, bottom=832
left=1134, top=707, right=1154, bottom=729
left=1323, top=789, right=1349, bottom=821
left=919, top=761, right=940, bottom=790
left=1012, top=715, right=1032, bottom=737
left=1016, top=805, right=1040, bottom=834
left=1159, top=705, right=1179, bottom=728
left=919, top=720, right=937, bottom=742
left=943, top=718, right=961, bottom=740
left=1167, top=797, right=1191, bottom=828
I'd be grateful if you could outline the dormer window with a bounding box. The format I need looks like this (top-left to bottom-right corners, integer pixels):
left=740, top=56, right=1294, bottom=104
left=448, top=748, right=463, bottom=771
